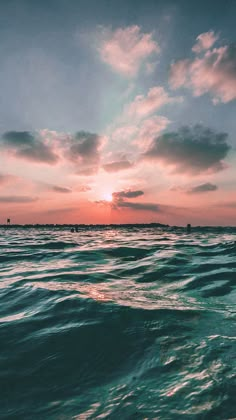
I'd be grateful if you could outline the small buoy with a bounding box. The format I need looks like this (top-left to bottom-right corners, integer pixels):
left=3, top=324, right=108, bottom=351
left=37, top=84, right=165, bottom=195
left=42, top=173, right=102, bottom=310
left=186, top=223, right=191, bottom=233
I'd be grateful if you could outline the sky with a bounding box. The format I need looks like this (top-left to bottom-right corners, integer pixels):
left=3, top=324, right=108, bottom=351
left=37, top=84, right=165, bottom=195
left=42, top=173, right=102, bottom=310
left=0, top=0, right=236, bottom=225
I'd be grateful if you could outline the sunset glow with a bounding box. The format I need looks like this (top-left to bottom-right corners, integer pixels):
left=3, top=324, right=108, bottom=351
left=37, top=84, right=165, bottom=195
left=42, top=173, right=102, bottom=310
left=1, top=3, right=235, bottom=420
left=0, top=1, right=235, bottom=225
left=103, top=192, right=113, bottom=202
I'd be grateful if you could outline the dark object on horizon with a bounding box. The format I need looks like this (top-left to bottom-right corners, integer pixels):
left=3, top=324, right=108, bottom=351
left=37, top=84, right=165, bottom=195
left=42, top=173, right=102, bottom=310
left=187, top=223, right=191, bottom=233
left=75, top=226, right=79, bottom=232
left=7, top=218, right=11, bottom=225
left=70, top=228, right=75, bottom=233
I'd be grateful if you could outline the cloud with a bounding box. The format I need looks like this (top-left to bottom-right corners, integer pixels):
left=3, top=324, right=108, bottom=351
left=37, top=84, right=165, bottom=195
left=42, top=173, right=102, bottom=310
left=110, top=189, right=159, bottom=212
left=144, top=124, right=231, bottom=175
left=94, top=199, right=111, bottom=207
left=1, top=130, right=106, bottom=175
left=170, top=182, right=218, bottom=194
left=169, top=185, right=184, bottom=192
left=170, top=40, right=236, bottom=103
left=135, top=115, right=171, bottom=149
left=0, top=173, right=17, bottom=186
left=108, top=86, right=176, bottom=156
left=50, top=185, right=72, bottom=193
left=169, top=59, right=190, bottom=90
left=112, top=125, right=138, bottom=142
left=192, top=31, right=219, bottom=53
left=0, top=195, right=38, bottom=203
left=113, top=189, right=144, bottom=199
left=214, top=201, right=236, bottom=208
left=187, top=183, right=218, bottom=194
left=127, top=86, right=182, bottom=119
left=45, top=207, right=77, bottom=215
left=110, top=113, right=171, bottom=155
left=1, top=131, right=59, bottom=164
left=35, top=181, right=72, bottom=194
left=67, top=131, right=105, bottom=164
left=103, top=159, right=133, bottom=172
left=76, top=185, right=91, bottom=192
left=76, top=166, right=99, bottom=176
left=99, top=25, right=160, bottom=77
left=138, top=116, right=170, bottom=138
left=65, top=131, right=106, bottom=176
left=114, top=200, right=160, bottom=212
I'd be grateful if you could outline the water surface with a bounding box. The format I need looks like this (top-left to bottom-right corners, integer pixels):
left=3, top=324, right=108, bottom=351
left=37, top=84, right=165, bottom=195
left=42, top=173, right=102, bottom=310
left=0, top=227, right=235, bottom=419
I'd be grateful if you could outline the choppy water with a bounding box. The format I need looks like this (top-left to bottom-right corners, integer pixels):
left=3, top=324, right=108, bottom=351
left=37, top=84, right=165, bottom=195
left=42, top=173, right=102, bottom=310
left=0, top=227, right=235, bottom=419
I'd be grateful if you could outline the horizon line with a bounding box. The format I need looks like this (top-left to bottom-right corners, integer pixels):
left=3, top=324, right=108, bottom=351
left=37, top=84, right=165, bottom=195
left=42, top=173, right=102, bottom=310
left=1, top=223, right=235, bottom=228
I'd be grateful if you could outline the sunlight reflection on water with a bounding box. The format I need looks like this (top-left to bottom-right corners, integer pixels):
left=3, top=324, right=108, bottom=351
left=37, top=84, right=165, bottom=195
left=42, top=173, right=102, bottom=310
left=0, top=227, right=235, bottom=419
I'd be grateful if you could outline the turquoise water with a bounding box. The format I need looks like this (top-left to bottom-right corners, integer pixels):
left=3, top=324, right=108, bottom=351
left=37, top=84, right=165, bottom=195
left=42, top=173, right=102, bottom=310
left=0, top=227, right=235, bottom=419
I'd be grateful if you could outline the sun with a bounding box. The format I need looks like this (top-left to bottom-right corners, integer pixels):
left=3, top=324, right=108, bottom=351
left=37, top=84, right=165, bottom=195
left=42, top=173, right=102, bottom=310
left=103, top=192, right=113, bottom=202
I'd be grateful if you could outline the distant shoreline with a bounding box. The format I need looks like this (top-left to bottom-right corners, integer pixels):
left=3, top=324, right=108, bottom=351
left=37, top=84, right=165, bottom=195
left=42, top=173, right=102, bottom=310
left=0, top=223, right=235, bottom=229
left=0, top=223, right=169, bottom=229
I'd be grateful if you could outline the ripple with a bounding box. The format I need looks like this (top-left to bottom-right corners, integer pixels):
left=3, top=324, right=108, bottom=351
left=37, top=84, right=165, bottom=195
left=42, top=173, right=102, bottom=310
left=0, top=227, right=235, bottom=419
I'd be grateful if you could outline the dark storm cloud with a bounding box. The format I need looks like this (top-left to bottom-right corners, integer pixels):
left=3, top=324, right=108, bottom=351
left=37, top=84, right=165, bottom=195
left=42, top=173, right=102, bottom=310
left=187, top=182, right=218, bottom=194
left=103, top=159, right=133, bottom=173
left=0, top=195, right=38, bottom=203
left=113, top=190, right=144, bottom=199
left=144, top=125, right=231, bottom=175
left=67, top=131, right=104, bottom=164
left=1, top=131, right=59, bottom=164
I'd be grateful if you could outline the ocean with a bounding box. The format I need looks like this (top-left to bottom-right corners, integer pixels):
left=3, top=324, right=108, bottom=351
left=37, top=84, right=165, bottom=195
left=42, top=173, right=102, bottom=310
left=0, top=226, right=235, bottom=419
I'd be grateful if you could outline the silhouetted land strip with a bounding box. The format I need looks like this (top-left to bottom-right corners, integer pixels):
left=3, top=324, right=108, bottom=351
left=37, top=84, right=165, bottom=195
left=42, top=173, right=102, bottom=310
left=0, top=223, right=169, bottom=229
left=0, top=224, right=235, bottom=231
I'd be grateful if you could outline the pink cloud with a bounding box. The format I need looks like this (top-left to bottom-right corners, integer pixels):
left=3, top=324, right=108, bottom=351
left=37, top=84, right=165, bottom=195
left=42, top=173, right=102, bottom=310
left=192, top=31, right=219, bottom=53
left=170, top=42, right=236, bottom=103
left=103, top=159, right=133, bottom=173
left=169, top=59, right=190, bottom=90
left=109, top=92, right=172, bottom=156
left=135, top=115, right=170, bottom=149
left=75, top=185, right=91, bottom=192
left=0, top=173, right=18, bottom=186
left=109, top=114, right=170, bottom=157
left=112, top=125, right=138, bottom=142
left=99, top=25, right=160, bottom=77
left=127, top=86, right=182, bottom=119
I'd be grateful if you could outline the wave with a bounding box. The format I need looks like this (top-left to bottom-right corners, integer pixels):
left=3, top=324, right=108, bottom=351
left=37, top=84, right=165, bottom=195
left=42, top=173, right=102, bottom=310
left=0, top=228, right=235, bottom=419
